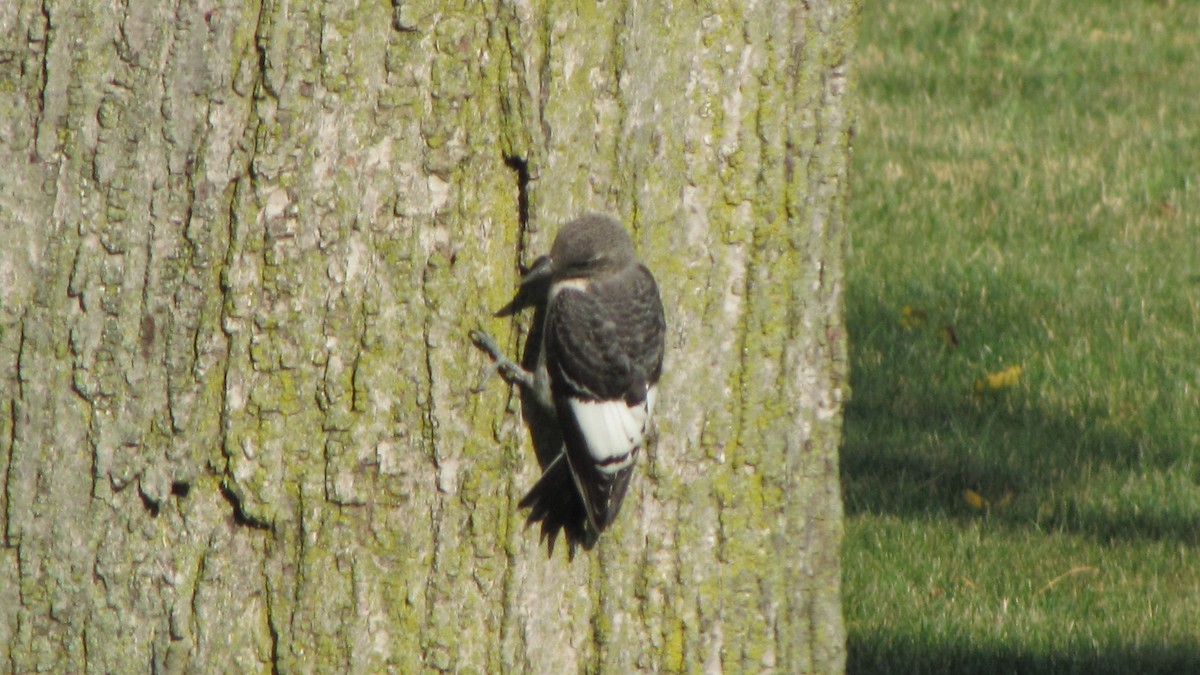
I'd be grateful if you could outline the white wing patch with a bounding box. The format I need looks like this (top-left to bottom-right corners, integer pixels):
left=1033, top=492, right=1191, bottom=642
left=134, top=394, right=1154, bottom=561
left=568, top=385, right=657, bottom=473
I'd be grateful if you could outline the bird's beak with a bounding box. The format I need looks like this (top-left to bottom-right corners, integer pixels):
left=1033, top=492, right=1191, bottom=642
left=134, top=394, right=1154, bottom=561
left=493, top=255, right=554, bottom=318
left=519, top=255, right=554, bottom=287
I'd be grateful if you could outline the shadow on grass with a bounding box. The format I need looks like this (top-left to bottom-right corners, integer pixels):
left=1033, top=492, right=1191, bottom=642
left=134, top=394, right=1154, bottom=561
left=841, top=292, right=1200, bottom=545
left=849, top=629, right=1200, bottom=675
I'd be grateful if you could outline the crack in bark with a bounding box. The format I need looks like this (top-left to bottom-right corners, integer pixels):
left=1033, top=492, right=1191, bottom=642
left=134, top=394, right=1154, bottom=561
left=2, top=396, right=14, bottom=547
left=2, top=316, right=25, bottom=546
left=262, top=558, right=282, bottom=675
left=502, top=154, right=531, bottom=235
left=33, top=0, right=52, bottom=159
left=251, top=1, right=278, bottom=101
left=219, top=482, right=272, bottom=531
left=138, top=482, right=161, bottom=518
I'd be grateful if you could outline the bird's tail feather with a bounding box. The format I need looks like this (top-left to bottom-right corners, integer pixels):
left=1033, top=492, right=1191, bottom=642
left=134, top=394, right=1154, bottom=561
left=518, top=453, right=596, bottom=553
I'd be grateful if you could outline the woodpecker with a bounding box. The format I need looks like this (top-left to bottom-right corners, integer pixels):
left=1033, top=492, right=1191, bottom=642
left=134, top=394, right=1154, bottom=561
left=472, top=214, right=666, bottom=539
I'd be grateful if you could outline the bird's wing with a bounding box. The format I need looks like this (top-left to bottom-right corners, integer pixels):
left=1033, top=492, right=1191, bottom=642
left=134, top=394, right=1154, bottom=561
left=566, top=391, right=653, bottom=468
left=544, top=267, right=665, bottom=531
left=546, top=266, right=665, bottom=402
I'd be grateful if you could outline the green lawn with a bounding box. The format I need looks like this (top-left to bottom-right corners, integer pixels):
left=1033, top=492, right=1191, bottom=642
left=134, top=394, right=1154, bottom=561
left=844, top=0, right=1200, bottom=672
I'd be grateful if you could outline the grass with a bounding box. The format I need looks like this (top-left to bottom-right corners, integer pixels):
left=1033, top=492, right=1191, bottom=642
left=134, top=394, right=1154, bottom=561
left=843, top=0, right=1200, bottom=672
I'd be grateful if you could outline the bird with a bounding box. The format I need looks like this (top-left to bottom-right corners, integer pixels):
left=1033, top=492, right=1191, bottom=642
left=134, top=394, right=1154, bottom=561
left=472, top=214, right=666, bottom=540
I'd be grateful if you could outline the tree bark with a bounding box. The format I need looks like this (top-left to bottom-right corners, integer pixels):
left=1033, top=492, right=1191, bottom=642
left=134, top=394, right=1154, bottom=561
left=0, top=0, right=856, bottom=672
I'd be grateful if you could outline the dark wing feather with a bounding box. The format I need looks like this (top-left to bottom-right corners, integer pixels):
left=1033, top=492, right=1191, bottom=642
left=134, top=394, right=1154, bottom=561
left=544, top=265, right=665, bottom=532
left=546, top=265, right=665, bottom=401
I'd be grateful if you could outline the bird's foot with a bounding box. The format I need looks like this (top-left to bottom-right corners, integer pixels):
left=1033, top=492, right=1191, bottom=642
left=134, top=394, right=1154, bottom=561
left=469, top=328, right=535, bottom=391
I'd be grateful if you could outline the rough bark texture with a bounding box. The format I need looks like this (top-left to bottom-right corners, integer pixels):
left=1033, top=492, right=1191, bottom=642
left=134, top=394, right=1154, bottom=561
left=0, top=0, right=856, bottom=672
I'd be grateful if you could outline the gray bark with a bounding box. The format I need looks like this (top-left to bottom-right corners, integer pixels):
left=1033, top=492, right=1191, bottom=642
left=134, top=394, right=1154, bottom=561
left=0, top=0, right=856, bottom=672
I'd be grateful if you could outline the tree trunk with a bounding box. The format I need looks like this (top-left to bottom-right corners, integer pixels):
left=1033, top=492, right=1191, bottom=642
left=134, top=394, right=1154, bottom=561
left=0, top=0, right=856, bottom=672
